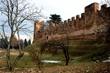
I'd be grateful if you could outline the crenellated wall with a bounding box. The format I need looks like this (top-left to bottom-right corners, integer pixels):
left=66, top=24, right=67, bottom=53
left=34, top=2, right=110, bottom=41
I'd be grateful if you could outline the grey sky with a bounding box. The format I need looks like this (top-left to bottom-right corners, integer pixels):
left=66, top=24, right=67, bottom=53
left=30, top=0, right=102, bottom=20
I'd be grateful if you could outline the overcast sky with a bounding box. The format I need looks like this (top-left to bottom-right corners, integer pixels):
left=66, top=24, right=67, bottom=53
left=30, top=0, right=102, bottom=20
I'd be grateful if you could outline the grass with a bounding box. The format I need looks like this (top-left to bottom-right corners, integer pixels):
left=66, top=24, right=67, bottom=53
left=0, top=39, right=109, bottom=69
left=0, top=53, right=66, bottom=68
left=15, top=55, right=35, bottom=68
left=0, top=55, right=35, bottom=68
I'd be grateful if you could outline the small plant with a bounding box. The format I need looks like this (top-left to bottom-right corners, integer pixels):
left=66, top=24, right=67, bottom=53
left=27, top=42, right=42, bottom=69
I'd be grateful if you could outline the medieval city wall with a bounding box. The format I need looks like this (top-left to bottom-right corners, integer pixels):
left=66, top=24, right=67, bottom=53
left=34, top=2, right=110, bottom=41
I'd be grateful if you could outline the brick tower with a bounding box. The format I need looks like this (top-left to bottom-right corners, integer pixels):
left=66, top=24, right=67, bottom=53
left=33, top=20, right=44, bottom=42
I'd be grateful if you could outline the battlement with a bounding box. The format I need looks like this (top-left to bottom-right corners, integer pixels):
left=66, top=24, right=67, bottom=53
left=101, top=4, right=107, bottom=10
left=81, top=13, right=85, bottom=19
left=85, top=2, right=99, bottom=14
left=63, top=2, right=110, bottom=30
left=76, top=15, right=80, bottom=20
left=71, top=17, right=75, bottom=21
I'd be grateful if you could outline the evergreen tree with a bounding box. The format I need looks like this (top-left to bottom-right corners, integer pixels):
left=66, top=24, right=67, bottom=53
left=28, top=39, right=31, bottom=45
left=0, top=37, right=8, bottom=49
left=49, top=14, right=61, bottom=24
left=48, top=14, right=62, bottom=34
left=24, top=39, right=28, bottom=47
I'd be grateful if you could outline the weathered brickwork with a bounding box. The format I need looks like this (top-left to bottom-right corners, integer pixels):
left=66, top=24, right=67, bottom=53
left=34, top=2, right=110, bottom=41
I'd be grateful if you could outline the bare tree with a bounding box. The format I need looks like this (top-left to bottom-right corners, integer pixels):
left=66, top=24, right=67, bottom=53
left=0, top=0, right=41, bottom=71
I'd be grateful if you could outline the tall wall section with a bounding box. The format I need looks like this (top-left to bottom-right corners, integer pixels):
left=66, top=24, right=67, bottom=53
left=33, top=20, right=44, bottom=42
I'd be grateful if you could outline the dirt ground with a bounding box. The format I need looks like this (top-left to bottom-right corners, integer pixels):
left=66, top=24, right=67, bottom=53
left=0, top=62, right=109, bottom=73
